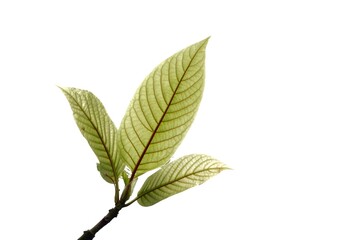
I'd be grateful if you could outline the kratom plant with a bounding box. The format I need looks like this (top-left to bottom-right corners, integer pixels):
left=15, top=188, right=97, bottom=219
left=60, top=38, right=229, bottom=240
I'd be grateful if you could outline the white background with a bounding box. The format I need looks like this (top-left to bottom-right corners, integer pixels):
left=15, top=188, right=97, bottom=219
left=1, top=1, right=359, bottom=239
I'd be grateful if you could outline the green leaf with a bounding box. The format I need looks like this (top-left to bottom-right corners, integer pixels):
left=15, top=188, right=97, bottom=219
left=137, top=154, right=229, bottom=207
left=60, top=87, right=124, bottom=184
left=118, top=38, right=209, bottom=178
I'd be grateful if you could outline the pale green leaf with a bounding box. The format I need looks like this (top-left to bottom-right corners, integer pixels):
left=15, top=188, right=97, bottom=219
left=118, top=38, right=209, bottom=177
left=60, top=87, right=124, bottom=184
left=137, top=154, right=229, bottom=207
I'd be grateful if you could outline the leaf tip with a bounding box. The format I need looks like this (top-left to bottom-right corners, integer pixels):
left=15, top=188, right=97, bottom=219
left=224, top=166, right=233, bottom=171
left=200, top=36, right=210, bottom=48
left=57, top=85, right=70, bottom=94
left=220, top=163, right=232, bottom=171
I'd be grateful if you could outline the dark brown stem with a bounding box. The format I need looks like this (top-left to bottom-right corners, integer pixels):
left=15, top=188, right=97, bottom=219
left=78, top=206, right=122, bottom=240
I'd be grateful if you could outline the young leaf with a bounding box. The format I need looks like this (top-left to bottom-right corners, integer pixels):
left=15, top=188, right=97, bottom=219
left=118, top=38, right=209, bottom=178
left=136, top=154, right=229, bottom=207
left=60, top=87, right=124, bottom=184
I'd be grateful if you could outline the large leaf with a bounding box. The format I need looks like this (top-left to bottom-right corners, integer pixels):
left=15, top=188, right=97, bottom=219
left=137, top=154, right=228, bottom=206
left=118, top=38, right=209, bottom=177
left=60, top=87, right=123, bottom=184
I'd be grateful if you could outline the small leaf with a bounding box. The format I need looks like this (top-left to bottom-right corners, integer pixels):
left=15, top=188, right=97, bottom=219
left=137, top=154, right=229, bottom=207
left=118, top=38, right=209, bottom=178
left=60, top=87, right=124, bottom=184
left=120, top=177, right=138, bottom=204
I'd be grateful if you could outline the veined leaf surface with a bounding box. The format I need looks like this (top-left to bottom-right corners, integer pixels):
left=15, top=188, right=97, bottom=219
left=118, top=38, right=209, bottom=177
left=137, top=154, right=228, bottom=206
left=60, top=87, right=123, bottom=184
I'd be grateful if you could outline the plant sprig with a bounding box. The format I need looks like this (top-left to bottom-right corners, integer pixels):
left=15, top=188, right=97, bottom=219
left=60, top=37, right=229, bottom=240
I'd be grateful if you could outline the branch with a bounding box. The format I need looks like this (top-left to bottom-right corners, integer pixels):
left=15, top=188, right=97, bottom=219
left=78, top=206, right=122, bottom=240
